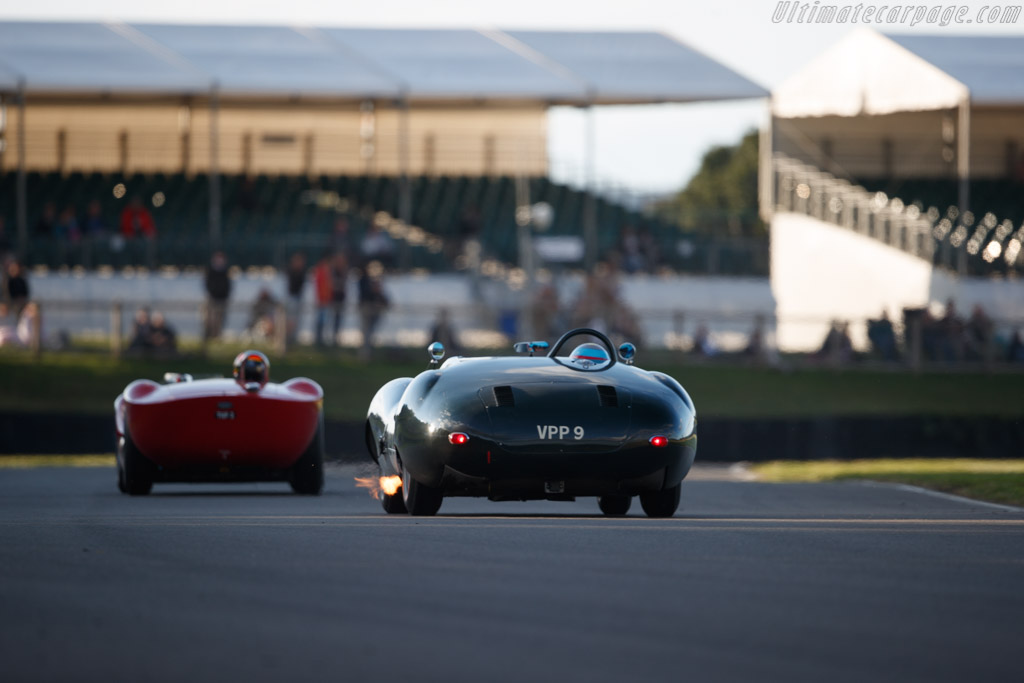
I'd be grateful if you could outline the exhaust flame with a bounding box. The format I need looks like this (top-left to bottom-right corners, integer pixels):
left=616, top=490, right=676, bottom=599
left=380, top=475, right=402, bottom=496
left=354, top=475, right=403, bottom=500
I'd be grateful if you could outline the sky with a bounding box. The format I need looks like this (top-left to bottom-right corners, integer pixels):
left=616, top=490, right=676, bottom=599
left=2, top=0, right=1023, bottom=196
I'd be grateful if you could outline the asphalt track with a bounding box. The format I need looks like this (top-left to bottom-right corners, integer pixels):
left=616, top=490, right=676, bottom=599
left=2, top=464, right=1023, bottom=683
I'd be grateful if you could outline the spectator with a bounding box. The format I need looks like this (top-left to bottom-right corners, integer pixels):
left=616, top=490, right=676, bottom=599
left=360, top=223, right=395, bottom=268
left=149, top=311, right=177, bottom=355
left=691, top=323, right=717, bottom=357
left=1008, top=329, right=1024, bottom=363
left=312, top=252, right=333, bottom=347
left=0, top=302, right=17, bottom=347
left=867, top=309, right=899, bottom=361
left=329, top=251, right=349, bottom=346
left=530, top=283, right=561, bottom=342
left=247, top=289, right=277, bottom=341
left=81, top=200, right=108, bottom=239
left=818, top=319, right=853, bottom=364
left=358, top=262, right=390, bottom=361
left=285, top=252, right=307, bottom=345
left=120, top=196, right=156, bottom=239
left=742, top=315, right=766, bottom=361
left=128, top=307, right=154, bottom=352
left=204, top=251, right=232, bottom=341
left=638, top=226, right=660, bottom=271
left=14, top=301, right=41, bottom=349
left=330, top=217, right=354, bottom=263
left=54, top=205, right=81, bottom=243
left=915, top=308, right=942, bottom=362
left=964, top=304, right=994, bottom=362
left=429, top=307, right=460, bottom=356
left=619, top=225, right=647, bottom=274
left=937, top=298, right=964, bottom=362
left=572, top=272, right=607, bottom=330
left=34, top=203, right=56, bottom=237
left=5, top=260, right=29, bottom=317
left=572, top=263, right=625, bottom=333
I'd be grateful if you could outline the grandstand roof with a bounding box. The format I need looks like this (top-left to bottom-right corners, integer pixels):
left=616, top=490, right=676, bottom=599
left=0, top=21, right=766, bottom=104
left=773, top=28, right=1024, bottom=118
left=887, top=34, right=1024, bottom=106
left=0, top=61, right=17, bottom=90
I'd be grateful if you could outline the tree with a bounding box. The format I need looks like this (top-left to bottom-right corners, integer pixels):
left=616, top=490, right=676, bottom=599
left=657, top=129, right=764, bottom=238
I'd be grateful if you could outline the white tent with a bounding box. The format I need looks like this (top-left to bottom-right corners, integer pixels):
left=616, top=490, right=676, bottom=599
left=768, top=28, right=1024, bottom=222
left=773, top=28, right=968, bottom=118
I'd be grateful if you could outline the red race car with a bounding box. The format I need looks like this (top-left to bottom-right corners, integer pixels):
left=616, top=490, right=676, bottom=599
left=114, top=350, right=325, bottom=495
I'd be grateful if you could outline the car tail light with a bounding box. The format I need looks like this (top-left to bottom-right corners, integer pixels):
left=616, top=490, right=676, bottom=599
left=449, top=432, right=470, bottom=445
left=649, top=435, right=669, bottom=448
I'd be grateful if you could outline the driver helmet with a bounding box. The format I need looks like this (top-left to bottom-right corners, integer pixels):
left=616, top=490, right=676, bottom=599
left=568, top=343, right=611, bottom=369
left=233, top=350, right=270, bottom=390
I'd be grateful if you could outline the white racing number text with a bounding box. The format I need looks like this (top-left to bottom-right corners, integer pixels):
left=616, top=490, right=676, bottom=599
left=536, top=425, right=584, bottom=440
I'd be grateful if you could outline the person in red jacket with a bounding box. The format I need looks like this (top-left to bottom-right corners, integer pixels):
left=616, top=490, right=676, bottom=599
left=312, top=252, right=333, bottom=347
left=120, top=197, right=156, bottom=239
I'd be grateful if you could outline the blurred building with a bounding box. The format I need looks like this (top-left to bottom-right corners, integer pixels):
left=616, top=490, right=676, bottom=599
left=762, top=28, right=1024, bottom=350
left=0, top=22, right=765, bottom=273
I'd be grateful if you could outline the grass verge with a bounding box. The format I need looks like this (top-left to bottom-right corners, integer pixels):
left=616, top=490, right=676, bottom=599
left=0, top=455, right=115, bottom=468
left=751, top=459, right=1024, bottom=507
left=4, top=347, right=1024, bottom=421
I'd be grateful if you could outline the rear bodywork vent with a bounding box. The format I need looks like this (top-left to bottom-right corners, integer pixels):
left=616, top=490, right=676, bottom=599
left=493, top=386, right=516, bottom=407
left=597, top=385, right=618, bottom=408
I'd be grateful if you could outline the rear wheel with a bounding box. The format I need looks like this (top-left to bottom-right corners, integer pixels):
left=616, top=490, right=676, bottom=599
left=401, top=462, right=443, bottom=516
left=639, top=484, right=680, bottom=518
left=116, top=461, right=127, bottom=494
left=120, top=428, right=153, bottom=496
left=598, top=495, right=632, bottom=516
left=381, top=489, right=407, bottom=514
left=289, top=418, right=325, bottom=495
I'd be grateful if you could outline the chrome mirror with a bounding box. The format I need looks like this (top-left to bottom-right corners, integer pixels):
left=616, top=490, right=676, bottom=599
left=428, top=341, right=446, bottom=367
left=514, top=341, right=549, bottom=357
left=617, top=342, right=636, bottom=365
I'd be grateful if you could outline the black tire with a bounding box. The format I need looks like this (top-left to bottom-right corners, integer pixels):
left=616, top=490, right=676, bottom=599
left=639, top=484, right=681, bottom=518
left=598, top=495, right=632, bottom=516
left=381, top=489, right=407, bottom=514
left=116, top=461, right=127, bottom=494
left=401, top=462, right=443, bottom=516
left=289, top=418, right=325, bottom=495
left=120, top=428, right=154, bottom=496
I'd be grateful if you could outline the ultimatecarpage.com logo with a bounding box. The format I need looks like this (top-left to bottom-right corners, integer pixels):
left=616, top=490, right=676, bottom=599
left=772, top=2, right=1021, bottom=26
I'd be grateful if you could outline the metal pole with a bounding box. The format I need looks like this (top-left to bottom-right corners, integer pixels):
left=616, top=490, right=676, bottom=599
left=956, top=96, right=970, bottom=275
left=16, top=79, right=27, bottom=259
left=582, top=102, right=597, bottom=269
left=759, top=100, right=775, bottom=223
left=208, top=83, right=222, bottom=250
left=515, top=174, right=533, bottom=340
left=0, top=93, right=5, bottom=172
left=110, top=301, right=123, bottom=357
left=397, top=96, right=411, bottom=270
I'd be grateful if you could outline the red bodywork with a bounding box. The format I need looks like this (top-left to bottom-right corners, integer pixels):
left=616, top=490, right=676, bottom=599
left=115, top=377, right=322, bottom=470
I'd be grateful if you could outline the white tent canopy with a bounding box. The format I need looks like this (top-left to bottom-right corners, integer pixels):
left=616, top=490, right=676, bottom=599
left=773, top=28, right=971, bottom=118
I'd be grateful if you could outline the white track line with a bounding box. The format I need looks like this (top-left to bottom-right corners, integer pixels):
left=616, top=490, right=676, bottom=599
left=857, top=480, right=1024, bottom=513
